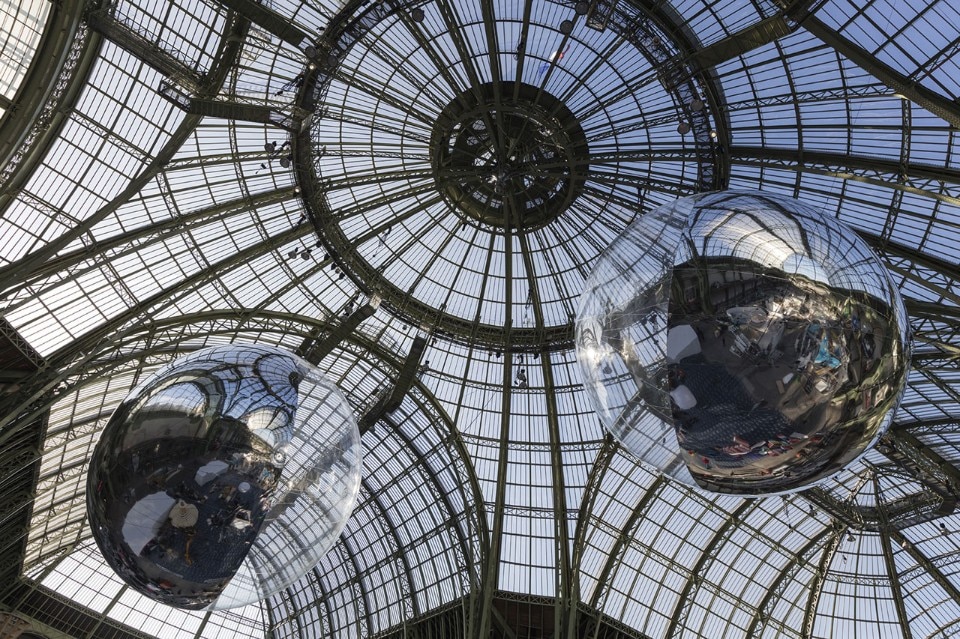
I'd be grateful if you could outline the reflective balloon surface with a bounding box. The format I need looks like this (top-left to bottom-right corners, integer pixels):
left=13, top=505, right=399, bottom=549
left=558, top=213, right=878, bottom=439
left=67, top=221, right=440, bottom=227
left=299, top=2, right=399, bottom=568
left=87, top=344, right=362, bottom=609
left=576, top=191, right=910, bottom=495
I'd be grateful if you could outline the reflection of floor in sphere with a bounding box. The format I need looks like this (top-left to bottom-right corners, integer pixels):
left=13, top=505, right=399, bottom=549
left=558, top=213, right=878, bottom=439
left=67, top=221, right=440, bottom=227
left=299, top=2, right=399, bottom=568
left=675, top=352, right=790, bottom=451
left=673, top=310, right=859, bottom=487
left=100, top=433, right=276, bottom=609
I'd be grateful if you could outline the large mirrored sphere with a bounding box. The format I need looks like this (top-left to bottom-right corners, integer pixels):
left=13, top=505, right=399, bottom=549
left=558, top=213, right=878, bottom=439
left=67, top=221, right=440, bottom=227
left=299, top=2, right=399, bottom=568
left=86, top=343, right=362, bottom=609
left=575, top=190, right=910, bottom=496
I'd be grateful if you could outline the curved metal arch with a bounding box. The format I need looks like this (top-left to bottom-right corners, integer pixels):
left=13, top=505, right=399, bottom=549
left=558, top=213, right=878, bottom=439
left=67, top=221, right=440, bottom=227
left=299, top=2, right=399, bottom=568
left=333, top=343, right=490, bottom=562
left=0, top=1, right=98, bottom=212
left=873, top=476, right=915, bottom=639
left=286, top=564, right=337, bottom=639
left=10, top=308, right=490, bottom=606
left=0, top=227, right=314, bottom=438
left=586, top=476, right=666, bottom=611
left=309, top=564, right=337, bottom=639
left=4, top=309, right=343, bottom=426
left=800, top=528, right=845, bottom=639
left=332, top=531, right=372, bottom=638
left=745, top=527, right=839, bottom=638
left=890, top=528, right=960, bottom=613
left=664, top=500, right=755, bottom=639
left=538, top=351, right=574, bottom=637
left=382, top=410, right=480, bottom=598
left=337, top=488, right=392, bottom=636
left=127, top=313, right=491, bottom=537
left=1, top=186, right=300, bottom=308
left=0, top=309, right=397, bottom=451
left=567, top=435, right=619, bottom=633
left=474, top=316, right=517, bottom=639
left=262, top=577, right=307, bottom=637
left=5, top=5, right=960, bottom=639
left=356, top=474, right=420, bottom=620
left=0, top=10, right=249, bottom=293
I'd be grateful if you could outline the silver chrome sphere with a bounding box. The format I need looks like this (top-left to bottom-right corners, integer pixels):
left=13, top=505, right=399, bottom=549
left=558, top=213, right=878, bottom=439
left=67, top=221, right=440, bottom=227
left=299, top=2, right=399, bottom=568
left=575, top=190, right=910, bottom=496
left=86, top=343, right=362, bottom=609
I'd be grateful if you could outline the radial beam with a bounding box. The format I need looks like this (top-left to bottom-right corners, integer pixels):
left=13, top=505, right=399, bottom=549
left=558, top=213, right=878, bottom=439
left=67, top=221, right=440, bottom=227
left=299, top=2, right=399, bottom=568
left=475, top=223, right=518, bottom=639
left=682, top=14, right=793, bottom=71
left=729, top=145, right=960, bottom=194
left=587, top=477, right=666, bottom=610
left=213, top=0, right=314, bottom=51
left=666, top=501, right=754, bottom=639
left=800, top=529, right=845, bottom=639
left=873, top=476, right=915, bottom=639
left=158, top=83, right=311, bottom=132
left=298, top=299, right=379, bottom=365
left=802, top=16, right=960, bottom=128
left=540, top=352, right=574, bottom=638
left=85, top=7, right=203, bottom=91
left=746, top=528, right=837, bottom=638
left=890, top=529, right=960, bottom=609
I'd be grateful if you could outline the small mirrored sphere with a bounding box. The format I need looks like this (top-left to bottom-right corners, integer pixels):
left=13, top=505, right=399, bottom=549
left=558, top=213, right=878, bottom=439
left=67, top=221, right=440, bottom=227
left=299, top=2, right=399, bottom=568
left=576, top=190, right=910, bottom=495
left=86, top=343, right=362, bottom=609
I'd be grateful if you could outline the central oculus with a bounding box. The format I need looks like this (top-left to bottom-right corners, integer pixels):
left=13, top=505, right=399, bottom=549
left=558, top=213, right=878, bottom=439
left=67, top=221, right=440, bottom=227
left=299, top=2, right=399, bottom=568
left=430, top=81, right=589, bottom=231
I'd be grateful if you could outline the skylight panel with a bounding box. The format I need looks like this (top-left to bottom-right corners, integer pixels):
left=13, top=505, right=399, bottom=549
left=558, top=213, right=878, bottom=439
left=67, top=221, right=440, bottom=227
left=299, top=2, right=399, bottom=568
left=0, top=0, right=49, bottom=101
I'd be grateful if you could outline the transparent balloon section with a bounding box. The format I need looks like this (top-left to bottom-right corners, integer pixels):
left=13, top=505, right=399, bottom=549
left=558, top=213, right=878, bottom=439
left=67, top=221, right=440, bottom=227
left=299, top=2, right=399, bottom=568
left=86, top=343, right=362, bottom=609
left=575, top=190, right=910, bottom=496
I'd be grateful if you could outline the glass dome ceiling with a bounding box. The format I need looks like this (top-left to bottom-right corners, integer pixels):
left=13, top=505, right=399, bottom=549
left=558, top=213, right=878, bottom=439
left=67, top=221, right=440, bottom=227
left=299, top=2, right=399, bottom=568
left=0, top=0, right=958, bottom=638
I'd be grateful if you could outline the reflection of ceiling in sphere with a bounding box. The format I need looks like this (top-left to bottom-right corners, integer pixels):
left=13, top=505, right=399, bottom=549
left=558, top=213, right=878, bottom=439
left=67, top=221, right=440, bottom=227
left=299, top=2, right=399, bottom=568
left=300, top=1, right=721, bottom=350
left=2, top=0, right=960, bottom=638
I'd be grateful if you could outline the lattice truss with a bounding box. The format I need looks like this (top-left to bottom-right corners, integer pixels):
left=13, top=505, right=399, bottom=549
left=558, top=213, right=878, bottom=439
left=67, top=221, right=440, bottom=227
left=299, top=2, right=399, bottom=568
left=0, top=0, right=958, bottom=638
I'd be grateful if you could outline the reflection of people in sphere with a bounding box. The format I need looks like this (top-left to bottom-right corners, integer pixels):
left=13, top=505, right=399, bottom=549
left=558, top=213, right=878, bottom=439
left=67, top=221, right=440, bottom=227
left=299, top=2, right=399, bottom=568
left=87, top=343, right=362, bottom=610
left=575, top=191, right=910, bottom=496
left=168, top=498, right=199, bottom=564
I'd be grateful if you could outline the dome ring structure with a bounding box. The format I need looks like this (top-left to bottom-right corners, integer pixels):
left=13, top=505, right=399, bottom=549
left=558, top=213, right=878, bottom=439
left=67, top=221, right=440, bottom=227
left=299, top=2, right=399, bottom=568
left=294, top=0, right=727, bottom=353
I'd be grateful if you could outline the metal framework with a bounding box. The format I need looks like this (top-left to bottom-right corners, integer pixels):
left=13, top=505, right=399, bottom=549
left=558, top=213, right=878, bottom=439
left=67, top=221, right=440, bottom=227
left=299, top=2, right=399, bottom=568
left=0, top=0, right=959, bottom=638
